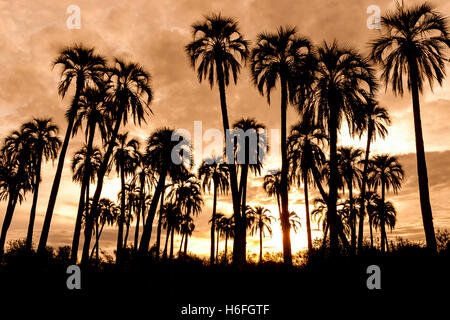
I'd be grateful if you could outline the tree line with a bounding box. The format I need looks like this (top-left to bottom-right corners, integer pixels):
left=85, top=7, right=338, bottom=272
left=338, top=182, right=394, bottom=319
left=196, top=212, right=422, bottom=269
left=0, top=2, right=448, bottom=266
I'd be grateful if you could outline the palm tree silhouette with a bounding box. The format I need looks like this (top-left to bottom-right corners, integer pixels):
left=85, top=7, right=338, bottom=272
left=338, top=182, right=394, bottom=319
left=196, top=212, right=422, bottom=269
left=131, top=151, right=153, bottom=252
left=186, top=13, right=249, bottom=264
left=198, top=156, right=229, bottom=264
left=288, top=118, right=327, bottom=252
left=168, top=172, right=203, bottom=254
left=251, top=26, right=313, bottom=264
left=89, top=198, right=118, bottom=260
left=39, top=45, right=106, bottom=254
left=357, top=100, right=390, bottom=251
left=337, top=146, right=362, bottom=252
left=263, top=169, right=283, bottom=220
left=372, top=197, right=397, bottom=252
left=232, top=118, right=266, bottom=258
left=0, top=128, right=33, bottom=256
left=247, top=206, right=274, bottom=263
left=71, top=145, right=103, bottom=261
left=139, top=128, right=188, bottom=254
left=368, top=154, right=404, bottom=252
left=210, top=212, right=225, bottom=263
left=304, top=41, right=376, bottom=255
left=217, top=215, right=234, bottom=263
left=21, top=119, right=61, bottom=252
left=70, top=84, right=110, bottom=262
left=84, top=58, right=152, bottom=265
left=120, top=182, right=139, bottom=248
left=370, top=3, right=450, bottom=252
left=179, top=215, right=195, bottom=257
left=112, top=132, right=140, bottom=259
left=160, top=202, right=181, bottom=259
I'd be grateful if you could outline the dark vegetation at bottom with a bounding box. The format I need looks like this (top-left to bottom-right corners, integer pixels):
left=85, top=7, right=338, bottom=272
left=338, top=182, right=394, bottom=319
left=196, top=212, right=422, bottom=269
left=1, top=244, right=448, bottom=318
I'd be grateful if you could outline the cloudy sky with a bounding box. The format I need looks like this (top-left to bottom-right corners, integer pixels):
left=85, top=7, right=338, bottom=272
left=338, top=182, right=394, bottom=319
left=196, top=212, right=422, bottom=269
left=1, top=0, right=450, bottom=257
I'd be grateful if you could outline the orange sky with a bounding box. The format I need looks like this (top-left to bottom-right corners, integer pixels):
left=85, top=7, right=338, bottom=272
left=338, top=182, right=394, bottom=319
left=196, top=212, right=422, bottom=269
left=1, top=0, right=450, bottom=257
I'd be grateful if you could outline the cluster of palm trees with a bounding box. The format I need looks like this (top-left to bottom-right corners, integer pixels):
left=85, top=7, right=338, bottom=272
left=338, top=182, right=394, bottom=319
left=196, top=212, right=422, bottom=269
left=0, top=2, right=447, bottom=266
left=185, top=2, right=448, bottom=263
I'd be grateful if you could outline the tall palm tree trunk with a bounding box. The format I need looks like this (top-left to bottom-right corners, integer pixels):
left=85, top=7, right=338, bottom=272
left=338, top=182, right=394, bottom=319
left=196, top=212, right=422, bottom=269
left=239, top=164, right=249, bottom=258
left=116, top=164, right=126, bottom=260
left=184, top=233, right=189, bottom=255
left=71, top=180, right=87, bottom=263
left=0, top=193, right=19, bottom=257
left=224, top=233, right=229, bottom=263
left=163, top=225, right=170, bottom=259
left=169, top=227, right=175, bottom=259
left=71, top=122, right=96, bottom=263
left=369, top=217, right=374, bottom=248
left=349, top=182, right=356, bottom=253
left=38, top=79, right=83, bottom=254
left=322, top=223, right=329, bottom=249
left=279, top=73, right=292, bottom=265
left=380, top=179, right=387, bottom=252
left=408, top=58, right=437, bottom=252
left=139, top=170, right=167, bottom=253
left=215, top=61, right=242, bottom=265
left=304, top=172, right=312, bottom=252
left=210, top=184, right=217, bottom=264
left=155, top=190, right=165, bottom=258
left=327, top=107, right=339, bottom=256
left=134, top=174, right=145, bottom=251
left=358, top=124, right=373, bottom=251
left=38, top=114, right=76, bottom=254
left=259, top=221, right=263, bottom=263
left=216, top=229, right=220, bottom=263
left=81, top=113, right=123, bottom=265
left=26, top=153, right=43, bottom=251
left=178, top=233, right=185, bottom=256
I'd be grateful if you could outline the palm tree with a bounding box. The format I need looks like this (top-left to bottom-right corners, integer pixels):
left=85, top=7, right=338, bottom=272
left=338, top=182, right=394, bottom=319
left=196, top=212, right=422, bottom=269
left=131, top=151, right=153, bottom=251
left=38, top=45, right=106, bottom=254
left=372, top=198, right=397, bottom=252
left=83, top=58, right=152, bottom=265
left=337, top=146, right=362, bottom=252
left=370, top=3, right=450, bottom=252
left=232, top=118, right=266, bottom=259
left=0, top=129, right=33, bottom=256
left=363, top=191, right=380, bottom=248
left=368, top=154, right=404, bottom=252
left=161, top=202, right=182, bottom=259
left=311, top=198, right=329, bottom=248
left=70, top=84, right=110, bottom=262
left=357, top=100, right=390, bottom=251
left=168, top=172, right=203, bottom=254
left=288, top=118, right=327, bottom=252
left=112, top=132, right=140, bottom=259
left=186, top=14, right=249, bottom=264
left=247, top=206, right=274, bottom=263
left=218, top=215, right=234, bottom=263
left=210, top=212, right=225, bottom=263
left=71, top=145, right=103, bottom=262
left=288, top=211, right=302, bottom=235
left=120, top=182, right=140, bottom=248
left=251, top=26, right=313, bottom=264
left=179, top=215, right=195, bottom=256
left=90, top=198, right=118, bottom=260
left=22, top=118, right=61, bottom=251
left=304, top=41, right=376, bottom=255
left=139, top=128, right=189, bottom=254
left=263, top=169, right=282, bottom=219
left=198, top=156, right=229, bottom=264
